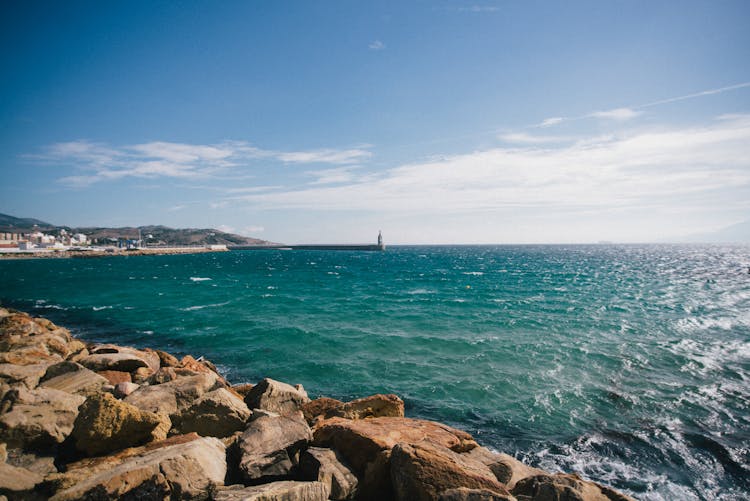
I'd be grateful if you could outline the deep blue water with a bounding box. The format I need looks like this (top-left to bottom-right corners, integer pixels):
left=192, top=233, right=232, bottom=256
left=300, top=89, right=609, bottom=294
left=1, top=245, right=749, bottom=500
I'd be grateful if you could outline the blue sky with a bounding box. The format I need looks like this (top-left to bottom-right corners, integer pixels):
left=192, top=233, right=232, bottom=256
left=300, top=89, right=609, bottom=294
left=1, top=1, right=749, bottom=244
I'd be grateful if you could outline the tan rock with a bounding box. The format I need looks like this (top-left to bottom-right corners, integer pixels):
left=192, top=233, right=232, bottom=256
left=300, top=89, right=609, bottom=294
left=0, top=461, right=44, bottom=497
left=214, top=481, right=328, bottom=501
left=0, top=387, right=85, bottom=448
left=113, top=381, right=140, bottom=398
left=326, top=394, right=404, bottom=420
left=39, top=362, right=107, bottom=396
left=79, top=352, right=150, bottom=372
left=465, top=447, right=545, bottom=488
left=90, top=344, right=160, bottom=372
left=300, top=447, right=358, bottom=500
left=71, top=393, right=170, bottom=456
left=231, top=383, right=255, bottom=398
left=132, top=366, right=155, bottom=383
left=0, top=362, right=51, bottom=389
left=174, top=388, right=251, bottom=438
left=96, top=370, right=131, bottom=385
left=301, top=397, right=344, bottom=425
left=153, top=348, right=180, bottom=368
left=390, top=442, right=511, bottom=501
left=439, top=487, right=517, bottom=500
left=124, top=372, right=220, bottom=417
left=511, top=473, right=635, bottom=501
left=244, top=377, right=310, bottom=416
left=49, top=434, right=226, bottom=500
left=238, top=413, right=312, bottom=482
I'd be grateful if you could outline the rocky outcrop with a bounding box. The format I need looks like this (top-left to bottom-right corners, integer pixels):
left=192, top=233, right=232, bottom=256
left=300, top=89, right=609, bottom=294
left=238, top=412, right=313, bottom=482
left=214, top=481, right=328, bottom=501
left=71, top=392, right=170, bottom=456
left=244, top=378, right=310, bottom=415
left=0, top=307, right=636, bottom=501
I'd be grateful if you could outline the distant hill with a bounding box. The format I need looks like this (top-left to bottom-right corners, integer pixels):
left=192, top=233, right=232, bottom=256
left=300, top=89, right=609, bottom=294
left=681, top=220, right=750, bottom=243
left=0, top=213, right=274, bottom=246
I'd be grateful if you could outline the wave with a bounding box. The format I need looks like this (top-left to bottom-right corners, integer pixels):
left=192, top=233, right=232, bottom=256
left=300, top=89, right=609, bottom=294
left=189, top=277, right=212, bottom=282
left=179, top=301, right=231, bottom=311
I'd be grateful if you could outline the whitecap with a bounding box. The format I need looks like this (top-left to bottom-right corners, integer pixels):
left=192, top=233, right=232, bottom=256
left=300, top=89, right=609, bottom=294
left=462, top=271, right=484, bottom=276
left=92, top=306, right=112, bottom=311
left=180, top=301, right=230, bottom=311
left=189, top=277, right=212, bottom=282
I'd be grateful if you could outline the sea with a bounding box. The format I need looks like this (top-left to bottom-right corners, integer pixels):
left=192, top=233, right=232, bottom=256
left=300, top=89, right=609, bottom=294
left=1, top=244, right=748, bottom=500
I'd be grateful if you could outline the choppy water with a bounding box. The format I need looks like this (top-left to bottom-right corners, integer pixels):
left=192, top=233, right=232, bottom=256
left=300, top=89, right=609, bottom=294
left=1, top=245, right=749, bottom=499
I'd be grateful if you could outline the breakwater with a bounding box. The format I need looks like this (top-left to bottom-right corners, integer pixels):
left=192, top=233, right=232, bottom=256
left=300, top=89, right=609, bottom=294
left=0, top=307, right=634, bottom=500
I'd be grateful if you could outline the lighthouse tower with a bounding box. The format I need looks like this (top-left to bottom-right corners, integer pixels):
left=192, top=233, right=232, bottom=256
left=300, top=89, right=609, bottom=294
left=377, top=230, right=385, bottom=250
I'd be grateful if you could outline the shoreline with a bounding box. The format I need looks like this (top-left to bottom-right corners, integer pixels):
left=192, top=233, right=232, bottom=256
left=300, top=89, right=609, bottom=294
left=0, top=307, right=635, bottom=500
left=0, top=246, right=229, bottom=260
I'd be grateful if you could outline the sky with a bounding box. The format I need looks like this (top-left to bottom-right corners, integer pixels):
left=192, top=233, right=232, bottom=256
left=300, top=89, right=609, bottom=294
left=1, top=1, right=749, bottom=244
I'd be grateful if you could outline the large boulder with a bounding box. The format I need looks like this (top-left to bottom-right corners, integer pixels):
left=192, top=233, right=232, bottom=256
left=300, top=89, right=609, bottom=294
left=511, top=473, right=635, bottom=501
left=300, top=447, right=358, bottom=500
left=0, top=362, right=51, bottom=390
left=313, top=417, right=480, bottom=500
left=71, top=392, right=170, bottom=456
left=214, top=481, right=328, bottom=501
left=78, top=352, right=151, bottom=373
left=48, top=434, right=226, bottom=500
left=439, top=487, right=517, bottom=500
left=244, top=378, right=310, bottom=415
left=124, top=372, right=221, bottom=417
left=326, top=394, right=404, bottom=420
left=174, top=388, right=252, bottom=438
left=238, top=413, right=312, bottom=482
left=39, top=362, right=108, bottom=396
left=301, top=397, right=344, bottom=425
left=0, top=312, right=78, bottom=366
left=96, top=370, right=132, bottom=385
left=89, top=344, right=160, bottom=372
left=464, top=446, right=546, bottom=489
left=390, top=442, right=512, bottom=501
left=0, top=387, right=85, bottom=448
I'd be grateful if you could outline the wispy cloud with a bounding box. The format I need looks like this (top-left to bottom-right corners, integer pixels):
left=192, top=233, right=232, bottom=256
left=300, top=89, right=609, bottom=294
left=307, top=166, right=361, bottom=185
left=588, top=107, right=641, bottom=121
left=457, top=5, right=500, bottom=13
left=368, top=40, right=385, bottom=50
left=498, top=132, right=574, bottom=144
left=235, top=115, right=750, bottom=213
left=537, top=81, right=750, bottom=128
left=33, top=140, right=373, bottom=187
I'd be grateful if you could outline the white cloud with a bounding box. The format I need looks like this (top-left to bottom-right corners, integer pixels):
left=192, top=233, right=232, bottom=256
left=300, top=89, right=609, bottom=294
left=498, top=132, right=574, bottom=144
left=307, top=167, right=360, bottom=185
left=457, top=6, right=500, bottom=13
left=368, top=40, right=385, bottom=50
left=539, top=117, right=565, bottom=127
left=37, top=140, right=373, bottom=186
left=242, top=225, right=265, bottom=234
left=216, top=224, right=235, bottom=234
left=236, top=116, right=750, bottom=215
left=588, top=107, right=642, bottom=121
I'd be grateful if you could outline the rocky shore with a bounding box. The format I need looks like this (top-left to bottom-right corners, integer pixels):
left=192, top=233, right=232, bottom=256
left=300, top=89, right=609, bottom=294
left=0, top=307, right=635, bottom=501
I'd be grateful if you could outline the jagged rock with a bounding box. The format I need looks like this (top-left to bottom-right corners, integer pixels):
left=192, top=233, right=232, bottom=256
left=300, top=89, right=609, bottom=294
left=174, top=388, right=251, bottom=438
left=238, top=412, right=312, bottom=482
left=300, top=447, right=358, bottom=500
left=214, top=481, right=328, bottom=501
left=154, top=349, right=180, bottom=368
left=3, top=447, right=57, bottom=476
left=0, top=442, right=5, bottom=462
left=96, top=370, right=131, bottom=385
left=464, top=447, right=546, bottom=488
left=301, top=397, right=344, bottom=425
left=39, top=362, right=107, bottom=396
left=113, top=381, right=139, bottom=398
left=0, top=313, right=74, bottom=366
left=89, top=344, right=160, bottom=372
left=313, top=417, right=480, bottom=500
left=0, top=462, right=44, bottom=498
left=244, top=378, right=310, bottom=415
left=390, top=442, right=511, bottom=501
left=48, top=434, right=226, bottom=500
left=326, top=394, right=404, bottom=420
left=124, top=372, right=220, bottom=417
left=0, top=387, right=85, bottom=448
left=71, top=392, right=170, bottom=456
left=0, top=362, right=51, bottom=390
left=439, top=487, right=517, bottom=500
left=511, top=473, right=635, bottom=501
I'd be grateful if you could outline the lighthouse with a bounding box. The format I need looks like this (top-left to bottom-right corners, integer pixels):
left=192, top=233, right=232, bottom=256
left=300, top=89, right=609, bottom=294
left=377, top=230, right=385, bottom=250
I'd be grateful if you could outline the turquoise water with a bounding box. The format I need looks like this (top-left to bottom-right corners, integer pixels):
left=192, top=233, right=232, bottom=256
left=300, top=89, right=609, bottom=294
left=1, top=245, right=749, bottom=499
